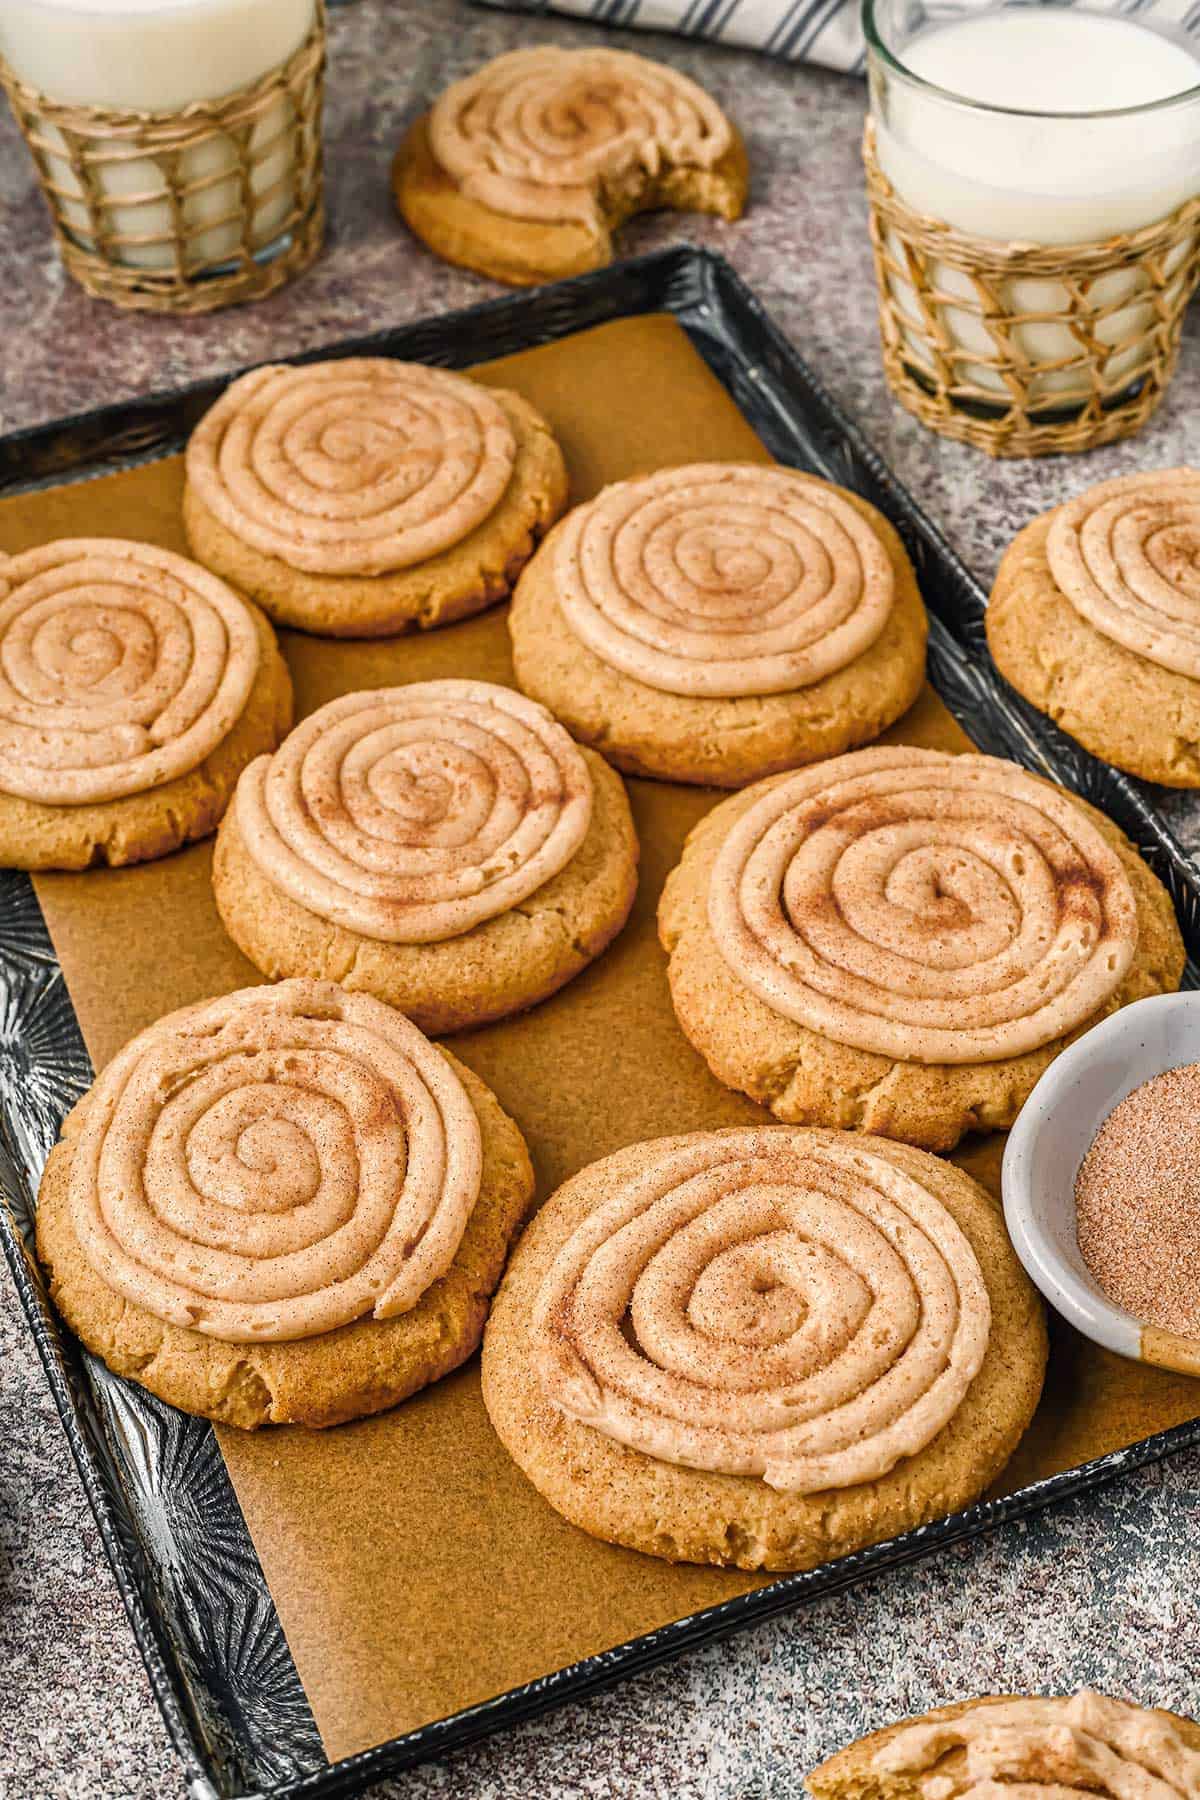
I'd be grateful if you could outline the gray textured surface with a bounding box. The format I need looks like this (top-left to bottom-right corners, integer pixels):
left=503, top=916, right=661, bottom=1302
left=1, top=3, right=1199, bottom=1796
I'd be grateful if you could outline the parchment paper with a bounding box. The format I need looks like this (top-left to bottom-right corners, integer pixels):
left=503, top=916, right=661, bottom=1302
left=6, top=316, right=1198, bottom=1763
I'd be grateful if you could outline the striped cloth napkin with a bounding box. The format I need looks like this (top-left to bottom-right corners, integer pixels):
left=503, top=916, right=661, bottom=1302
left=471, top=0, right=869, bottom=73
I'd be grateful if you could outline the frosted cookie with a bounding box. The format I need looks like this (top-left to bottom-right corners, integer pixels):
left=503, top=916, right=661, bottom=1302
left=510, top=463, right=928, bottom=786
left=808, top=1690, right=1200, bottom=1800
left=214, top=679, right=639, bottom=1034
left=36, top=979, right=535, bottom=1429
left=988, top=468, right=1200, bottom=786
left=393, top=46, right=748, bottom=287
left=659, top=746, right=1184, bottom=1151
left=183, top=358, right=568, bottom=638
left=482, top=1126, right=1046, bottom=1570
left=0, top=538, right=292, bottom=870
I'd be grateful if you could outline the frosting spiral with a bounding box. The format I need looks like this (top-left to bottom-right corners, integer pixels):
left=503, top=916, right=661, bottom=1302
left=532, top=1129, right=991, bottom=1492
left=186, top=359, right=517, bottom=577
left=69, top=980, right=482, bottom=1344
left=235, top=679, right=593, bottom=942
left=708, top=748, right=1137, bottom=1065
left=428, top=46, right=733, bottom=227
left=873, top=1690, right=1200, bottom=1799
left=553, top=464, right=896, bottom=697
left=0, top=539, right=260, bottom=806
left=1048, top=468, right=1200, bottom=679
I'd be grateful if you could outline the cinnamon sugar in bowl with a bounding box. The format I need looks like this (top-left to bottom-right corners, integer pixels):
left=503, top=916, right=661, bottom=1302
left=1003, top=991, right=1200, bottom=1376
left=1076, top=1064, right=1200, bottom=1341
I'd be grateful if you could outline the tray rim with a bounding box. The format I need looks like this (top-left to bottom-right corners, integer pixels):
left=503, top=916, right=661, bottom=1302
left=3, top=243, right=1200, bottom=1800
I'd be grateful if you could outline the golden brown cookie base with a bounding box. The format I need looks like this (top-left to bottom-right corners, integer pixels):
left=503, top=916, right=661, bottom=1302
left=988, top=511, right=1200, bottom=787
left=509, top=487, right=928, bottom=787
left=213, top=746, right=639, bottom=1035
left=481, top=1130, right=1047, bottom=1571
left=392, top=112, right=750, bottom=287
left=807, top=1695, right=1200, bottom=1800
left=658, top=772, right=1185, bottom=1152
left=0, top=606, right=292, bottom=872
left=182, top=388, right=568, bottom=639
left=36, top=1052, right=535, bottom=1429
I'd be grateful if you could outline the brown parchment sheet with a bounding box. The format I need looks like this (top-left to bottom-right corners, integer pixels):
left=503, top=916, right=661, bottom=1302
left=7, top=315, right=1200, bottom=1764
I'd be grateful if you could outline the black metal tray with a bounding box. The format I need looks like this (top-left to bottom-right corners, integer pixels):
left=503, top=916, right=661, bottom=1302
left=3, top=246, right=1200, bottom=1800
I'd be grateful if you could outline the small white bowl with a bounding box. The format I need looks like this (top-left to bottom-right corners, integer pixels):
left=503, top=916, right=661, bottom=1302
left=1003, top=991, right=1200, bottom=1377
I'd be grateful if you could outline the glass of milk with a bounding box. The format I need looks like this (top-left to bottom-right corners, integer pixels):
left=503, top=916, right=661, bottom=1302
left=865, top=0, right=1200, bottom=411
left=0, top=0, right=318, bottom=278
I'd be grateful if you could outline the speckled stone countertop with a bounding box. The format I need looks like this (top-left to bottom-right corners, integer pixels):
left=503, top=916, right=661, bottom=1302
left=2, top=3, right=1199, bottom=1796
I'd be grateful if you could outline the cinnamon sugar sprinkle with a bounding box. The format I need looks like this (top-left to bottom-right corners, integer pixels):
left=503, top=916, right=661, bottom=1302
left=1075, top=1062, right=1200, bottom=1340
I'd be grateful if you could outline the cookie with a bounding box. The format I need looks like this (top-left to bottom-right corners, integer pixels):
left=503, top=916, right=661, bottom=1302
left=0, top=538, right=292, bottom=870
left=183, top=358, right=568, bottom=638
left=36, top=980, right=535, bottom=1429
left=482, top=1126, right=1047, bottom=1571
left=659, top=747, right=1184, bottom=1152
left=213, top=679, right=639, bottom=1035
left=393, top=46, right=748, bottom=287
left=510, top=463, right=928, bottom=786
left=988, top=468, right=1200, bottom=787
left=807, top=1690, right=1200, bottom=1800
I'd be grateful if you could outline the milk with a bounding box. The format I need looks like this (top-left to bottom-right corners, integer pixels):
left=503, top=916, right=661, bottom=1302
left=870, top=7, right=1200, bottom=402
left=0, top=0, right=316, bottom=269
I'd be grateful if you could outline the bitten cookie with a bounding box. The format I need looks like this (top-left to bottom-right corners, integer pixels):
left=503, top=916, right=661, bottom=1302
left=213, top=679, right=639, bottom=1035
left=183, top=358, right=568, bottom=637
left=393, top=46, right=748, bottom=287
left=988, top=468, right=1200, bottom=786
left=0, top=538, right=292, bottom=870
left=807, top=1690, right=1200, bottom=1800
left=36, top=979, right=535, bottom=1429
left=659, top=746, right=1184, bottom=1152
left=510, top=463, right=928, bottom=786
left=482, top=1126, right=1047, bottom=1570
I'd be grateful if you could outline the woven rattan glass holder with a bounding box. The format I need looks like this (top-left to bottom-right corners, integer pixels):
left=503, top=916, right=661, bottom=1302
left=864, top=120, right=1200, bottom=458
left=0, top=6, right=325, bottom=315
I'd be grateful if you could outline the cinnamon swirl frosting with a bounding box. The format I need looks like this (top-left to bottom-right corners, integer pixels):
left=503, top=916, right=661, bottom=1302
left=186, top=360, right=518, bottom=577
left=873, top=1691, right=1200, bottom=1799
left=1048, top=469, right=1200, bottom=679
left=532, top=1129, right=990, bottom=1492
left=428, top=46, right=733, bottom=228
left=553, top=464, right=895, bottom=697
left=708, top=748, right=1137, bottom=1065
left=0, top=539, right=260, bottom=806
left=69, top=980, right=482, bottom=1344
left=234, top=679, right=593, bottom=942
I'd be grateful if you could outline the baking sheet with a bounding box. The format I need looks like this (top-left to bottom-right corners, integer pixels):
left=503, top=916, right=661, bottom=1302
left=6, top=313, right=1200, bottom=1765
